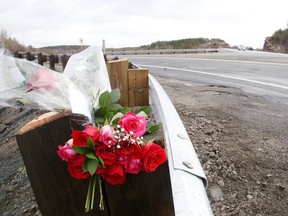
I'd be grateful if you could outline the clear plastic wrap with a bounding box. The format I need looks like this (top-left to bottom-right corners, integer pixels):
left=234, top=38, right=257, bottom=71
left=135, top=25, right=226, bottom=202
left=0, top=45, right=111, bottom=123
left=63, top=46, right=111, bottom=109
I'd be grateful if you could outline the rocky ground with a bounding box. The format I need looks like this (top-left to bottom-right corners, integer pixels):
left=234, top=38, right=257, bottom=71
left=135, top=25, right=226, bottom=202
left=0, top=75, right=288, bottom=216
left=0, top=107, right=45, bottom=216
left=263, top=36, right=288, bottom=54
left=156, top=75, right=288, bottom=216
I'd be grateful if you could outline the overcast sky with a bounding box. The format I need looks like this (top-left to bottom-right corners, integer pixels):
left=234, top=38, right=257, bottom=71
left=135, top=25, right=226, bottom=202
left=1, top=0, right=287, bottom=49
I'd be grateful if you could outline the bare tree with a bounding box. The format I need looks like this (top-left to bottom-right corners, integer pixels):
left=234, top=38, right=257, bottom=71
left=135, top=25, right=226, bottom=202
left=0, top=29, right=26, bottom=53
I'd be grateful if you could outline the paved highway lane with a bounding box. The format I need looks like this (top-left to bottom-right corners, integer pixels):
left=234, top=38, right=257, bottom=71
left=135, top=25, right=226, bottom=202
left=109, top=50, right=288, bottom=215
left=113, top=51, right=288, bottom=104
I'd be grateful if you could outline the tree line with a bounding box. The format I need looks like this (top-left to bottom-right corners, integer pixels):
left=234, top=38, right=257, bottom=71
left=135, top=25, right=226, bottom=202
left=140, top=38, right=228, bottom=49
left=271, top=28, right=288, bottom=47
left=1, top=29, right=230, bottom=53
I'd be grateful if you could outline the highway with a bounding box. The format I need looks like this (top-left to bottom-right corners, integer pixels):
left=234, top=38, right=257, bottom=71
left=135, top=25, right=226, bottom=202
left=109, top=49, right=288, bottom=215
left=114, top=50, right=288, bottom=104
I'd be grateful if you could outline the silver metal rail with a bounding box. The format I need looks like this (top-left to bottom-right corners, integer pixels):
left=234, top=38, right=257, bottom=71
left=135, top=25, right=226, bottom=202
left=147, top=72, right=213, bottom=215
left=106, top=48, right=219, bottom=55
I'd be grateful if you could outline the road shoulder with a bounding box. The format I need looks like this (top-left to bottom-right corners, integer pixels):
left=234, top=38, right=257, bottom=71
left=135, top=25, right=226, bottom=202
left=154, top=75, right=288, bottom=216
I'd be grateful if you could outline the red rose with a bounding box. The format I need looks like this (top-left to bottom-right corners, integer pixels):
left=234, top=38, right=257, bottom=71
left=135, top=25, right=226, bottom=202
left=95, top=165, right=105, bottom=174
left=71, top=125, right=100, bottom=147
left=67, top=154, right=90, bottom=179
left=83, top=125, right=100, bottom=141
left=116, top=141, right=142, bottom=159
left=124, top=159, right=142, bottom=174
left=101, top=164, right=126, bottom=185
left=116, top=155, right=128, bottom=165
left=71, top=130, right=87, bottom=147
left=96, top=145, right=118, bottom=166
left=142, top=142, right=167, bottom=172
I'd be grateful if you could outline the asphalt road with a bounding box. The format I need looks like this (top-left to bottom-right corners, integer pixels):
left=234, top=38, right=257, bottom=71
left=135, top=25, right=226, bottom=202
left=112, top=50, right=288, bottom=105
left=108, top=50, right=288, bottom=215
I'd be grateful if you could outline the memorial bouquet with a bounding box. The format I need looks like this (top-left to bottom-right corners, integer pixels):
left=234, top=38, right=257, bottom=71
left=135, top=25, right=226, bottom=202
left=0, top=45, right=167, bottom=212
left=57, top=89, right=167, bottom=212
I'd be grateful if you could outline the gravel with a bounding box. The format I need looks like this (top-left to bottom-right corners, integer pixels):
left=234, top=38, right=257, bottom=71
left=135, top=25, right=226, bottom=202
left=157, top=75, right=288, bottom=216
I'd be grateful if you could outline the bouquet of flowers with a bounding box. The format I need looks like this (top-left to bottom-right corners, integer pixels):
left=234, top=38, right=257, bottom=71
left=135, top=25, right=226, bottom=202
left=57, top=89, right=167, bottom=212
left=0, top=45, right=167, bottom=213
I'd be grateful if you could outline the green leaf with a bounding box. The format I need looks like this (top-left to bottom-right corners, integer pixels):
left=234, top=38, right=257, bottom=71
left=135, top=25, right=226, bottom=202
left=137, top=111, right=148, bottom=118
left=105, top=112, right=115, bottom=122
left=87, top=158, right=99, bottom=175
left=147, top=123, right=161, bottom=134
left=138, top=106, right=151, bottom=115
left=87, top=137, right=95, bottom=151
left=86, top=152, right=98, bottom=160
left=72, top=146, right=90, bottom=154
left=94, top=107, right=107, bottom=116
left=99, top=91, right=111, bottom=108
left=110, top=112, right=124, bottom=125
left=94, top=107, right=107, bottom=125
left=121, top=107, right=132, bottom=114
left=110, top=103, right=123, bottom=110
left=111, top=118, right=120, bottom=125
left=94, top=116, right=104, bottom=125
left=82, top=157, right=88, bottom=172
left=110, top=89, right=121, bottom=103
left=98, top=157, right=105, bottom=168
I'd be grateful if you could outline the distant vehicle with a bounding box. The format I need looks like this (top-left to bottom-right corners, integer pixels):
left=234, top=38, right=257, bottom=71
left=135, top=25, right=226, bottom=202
left=238, top=45, right=246, bottom=51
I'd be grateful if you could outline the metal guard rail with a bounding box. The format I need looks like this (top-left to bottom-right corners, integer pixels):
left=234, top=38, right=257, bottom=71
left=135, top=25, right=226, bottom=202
left=148, top=73, right=213, bottom=215
left=106, top=48, right=218, bottom=55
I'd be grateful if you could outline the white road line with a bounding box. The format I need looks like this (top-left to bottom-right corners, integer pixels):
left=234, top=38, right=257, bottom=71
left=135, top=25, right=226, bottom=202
left=139, top=64, right=288, bottom=90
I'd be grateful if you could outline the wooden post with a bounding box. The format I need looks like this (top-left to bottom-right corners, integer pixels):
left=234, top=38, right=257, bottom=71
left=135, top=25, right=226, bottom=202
left=16, top=111, right=174, bottom=216
left=14, top=51, right=19, bottom=58
left=54, top=54, right=59, bottom=63
left=128, top=69, right=149, bottom=107
left=107, top=59, right=129, bottom=107
left=42, top=54, right=47, bottom=62
left=61, top=55, right=70, bottom=70
left=26, top=52, right=32, bottom=61
left=103, top=161, right=175, bottom=216
left=15, top=112, right=109, bottom=216
left=49, top=54, right=55, bottom=70
left=37, top=53, right=43, bottom=65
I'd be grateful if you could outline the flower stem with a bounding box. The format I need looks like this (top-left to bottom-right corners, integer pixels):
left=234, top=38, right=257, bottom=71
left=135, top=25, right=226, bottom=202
left=91, top=175, right=97, bottom=210
left=98, top=175, right=105, bottom=210
left=85, top=177, right=93, bottom=212
left=85, top=175, right=104, bottom=212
